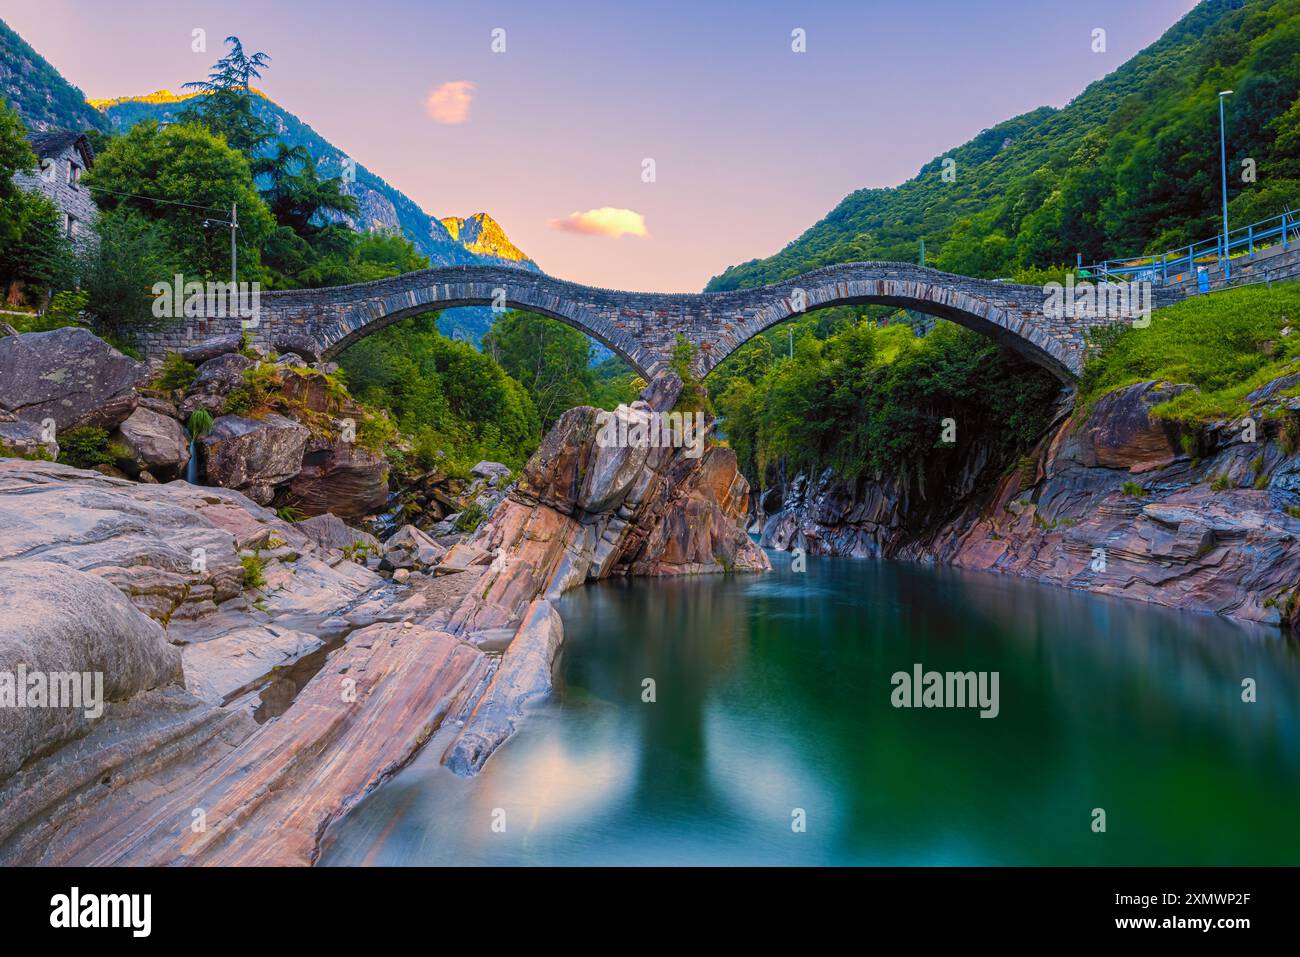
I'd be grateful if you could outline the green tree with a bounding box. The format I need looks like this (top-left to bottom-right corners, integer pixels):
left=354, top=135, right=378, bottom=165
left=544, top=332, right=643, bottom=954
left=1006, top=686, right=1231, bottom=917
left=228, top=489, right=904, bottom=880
left=340, top=312, right=540, bottom=472
left=179, top=36, right=273, bottom=156
left=78, top=212, right=174, bottom=340
left=483, top=311, right=598, bottom=428
left=0, top=99, right=75, bottom=301
left=0, top=96, right=34, bottom=232
left=85, top=120, right=275, bottom=281
left=254, top=143, right=358, bottom=237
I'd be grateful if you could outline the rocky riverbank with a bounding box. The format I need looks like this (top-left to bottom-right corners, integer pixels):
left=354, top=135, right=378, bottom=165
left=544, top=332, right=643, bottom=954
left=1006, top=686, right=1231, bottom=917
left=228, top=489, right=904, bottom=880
left=760, top=374, right=1300, bottom=629
left=0, top=326, right=765, bottom=864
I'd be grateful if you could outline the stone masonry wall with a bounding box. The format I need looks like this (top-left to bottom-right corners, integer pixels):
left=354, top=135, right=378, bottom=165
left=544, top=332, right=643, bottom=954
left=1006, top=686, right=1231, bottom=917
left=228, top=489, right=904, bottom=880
left=134, top=261, right=1202, bottom=381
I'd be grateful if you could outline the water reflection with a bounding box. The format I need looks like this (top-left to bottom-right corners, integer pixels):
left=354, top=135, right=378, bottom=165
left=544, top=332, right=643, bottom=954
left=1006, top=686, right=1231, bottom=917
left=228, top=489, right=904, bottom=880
left=320, top=553, right=1300, bottom=865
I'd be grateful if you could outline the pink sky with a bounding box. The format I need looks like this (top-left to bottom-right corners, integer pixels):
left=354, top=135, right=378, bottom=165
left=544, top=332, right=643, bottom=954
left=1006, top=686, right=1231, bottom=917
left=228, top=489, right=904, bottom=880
left=2, top=0, right=1200, bottom=291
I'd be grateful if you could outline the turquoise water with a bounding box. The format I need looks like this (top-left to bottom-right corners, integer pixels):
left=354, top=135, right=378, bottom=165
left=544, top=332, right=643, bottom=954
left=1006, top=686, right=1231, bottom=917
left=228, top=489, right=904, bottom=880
left=319, top=552, right=1300, bottom=865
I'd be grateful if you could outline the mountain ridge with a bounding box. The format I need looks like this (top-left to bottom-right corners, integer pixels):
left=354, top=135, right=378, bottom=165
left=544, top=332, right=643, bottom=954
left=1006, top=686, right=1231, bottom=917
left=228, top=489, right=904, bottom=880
left=0, top=17, right=109, bottom=133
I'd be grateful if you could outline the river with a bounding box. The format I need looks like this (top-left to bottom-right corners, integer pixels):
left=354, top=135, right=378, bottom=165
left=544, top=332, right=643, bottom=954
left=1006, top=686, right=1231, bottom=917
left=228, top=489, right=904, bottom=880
left=319, top=551, right=1300, bottom=865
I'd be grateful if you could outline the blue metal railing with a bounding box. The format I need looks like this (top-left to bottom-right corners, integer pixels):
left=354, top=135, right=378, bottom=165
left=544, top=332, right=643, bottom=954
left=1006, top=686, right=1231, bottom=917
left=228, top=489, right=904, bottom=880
left=1079, top=208, right=1300, bottom=285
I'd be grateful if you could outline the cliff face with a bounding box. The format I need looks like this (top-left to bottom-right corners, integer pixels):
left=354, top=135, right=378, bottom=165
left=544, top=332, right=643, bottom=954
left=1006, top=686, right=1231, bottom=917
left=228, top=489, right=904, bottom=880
left=761, top=374, right=1300, bottom=629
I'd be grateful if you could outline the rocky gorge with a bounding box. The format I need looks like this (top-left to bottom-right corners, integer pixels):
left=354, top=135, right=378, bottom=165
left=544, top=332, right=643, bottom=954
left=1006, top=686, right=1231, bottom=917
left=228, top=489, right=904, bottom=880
left=759, top=373, right=1300, bottom=630
left=0, top=325, right=765, bottom=864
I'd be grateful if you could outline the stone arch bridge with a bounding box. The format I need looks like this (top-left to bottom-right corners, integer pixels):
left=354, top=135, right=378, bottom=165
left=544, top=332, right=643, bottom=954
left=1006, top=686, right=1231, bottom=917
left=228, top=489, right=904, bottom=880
left=139, top=263, right=1184, bottom=382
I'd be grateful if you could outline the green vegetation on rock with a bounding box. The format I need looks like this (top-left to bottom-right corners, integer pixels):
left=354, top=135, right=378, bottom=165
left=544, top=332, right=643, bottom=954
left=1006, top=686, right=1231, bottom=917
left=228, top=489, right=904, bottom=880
left=1078, top=284, right=1300, bottom=426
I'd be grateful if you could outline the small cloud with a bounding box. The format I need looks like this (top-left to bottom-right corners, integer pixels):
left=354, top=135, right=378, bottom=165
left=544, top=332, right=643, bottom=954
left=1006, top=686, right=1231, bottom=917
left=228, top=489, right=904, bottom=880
left=547, top=207, right=648, bottom=238
left=426, top=81, right=475, bottom=124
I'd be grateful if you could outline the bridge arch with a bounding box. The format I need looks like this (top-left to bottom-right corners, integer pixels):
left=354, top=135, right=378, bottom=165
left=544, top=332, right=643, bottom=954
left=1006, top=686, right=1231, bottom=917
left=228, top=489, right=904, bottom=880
left=698, top=266, right=1080, bottom=382
left=310, top=282, right=652, bottom=376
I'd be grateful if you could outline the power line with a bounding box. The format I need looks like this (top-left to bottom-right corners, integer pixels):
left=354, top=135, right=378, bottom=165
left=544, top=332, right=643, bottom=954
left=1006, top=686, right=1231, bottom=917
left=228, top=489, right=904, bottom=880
left=83, top=184, right=228, bottom=213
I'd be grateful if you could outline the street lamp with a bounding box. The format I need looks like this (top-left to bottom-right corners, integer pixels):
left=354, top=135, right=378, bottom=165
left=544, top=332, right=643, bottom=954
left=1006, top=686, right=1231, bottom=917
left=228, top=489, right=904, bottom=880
left=1218, top=90, right=1233, bottom=282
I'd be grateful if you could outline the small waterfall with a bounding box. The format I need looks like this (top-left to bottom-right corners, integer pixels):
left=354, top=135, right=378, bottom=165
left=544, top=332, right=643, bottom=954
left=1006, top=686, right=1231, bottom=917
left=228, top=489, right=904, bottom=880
left=185, top=438, right=200, bottom=485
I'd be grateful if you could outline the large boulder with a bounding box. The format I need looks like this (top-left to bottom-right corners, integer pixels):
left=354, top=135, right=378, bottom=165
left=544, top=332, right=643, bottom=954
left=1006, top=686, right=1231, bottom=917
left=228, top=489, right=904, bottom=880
left=279, top=368, right=335, bottom=414
left=271, top=333, right=323, bottom=364
left=0, top=328, right=145, bottom=432
left=113, top=406, right=191, bottom=480
left=0, top=459, right=244, bottom=620
left=202, top=414, right=309, bottom=505
left=287, top=437, right=388, bottom=518
left=382, top=523, right=447, bottom=570
left=0, top=561, right=183, bottom=781
left=295, top=513, right=381, bottom=558
left=0, top=418, right=57, bottom=460
left=179, top=353, right=256, bottom=418
left=517, top=405, right=600, bottom=513
left=580, top=404, right=654, bottom=514
left=179, top=334, right=243, bottom=366
left=470, top=461, right=513, bottom=487
left=1055, top=381, right=1191, bottom=473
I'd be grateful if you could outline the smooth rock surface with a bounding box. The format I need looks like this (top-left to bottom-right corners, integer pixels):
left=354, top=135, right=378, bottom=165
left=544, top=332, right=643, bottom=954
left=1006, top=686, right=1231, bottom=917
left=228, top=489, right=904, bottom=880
left=0, top=562, right=183, bottom=780
left=202, top=414, right=309, bottom=505
left=0, top=328, right=145, bottom=431
left=113, top=406, right=191, bottom=479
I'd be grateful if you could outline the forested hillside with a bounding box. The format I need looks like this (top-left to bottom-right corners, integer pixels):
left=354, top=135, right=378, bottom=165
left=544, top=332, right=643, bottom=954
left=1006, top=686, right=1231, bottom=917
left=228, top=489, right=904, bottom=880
left=0, top=18, right=108, bottom=133
left=709, top=0, right=1299, bottom=289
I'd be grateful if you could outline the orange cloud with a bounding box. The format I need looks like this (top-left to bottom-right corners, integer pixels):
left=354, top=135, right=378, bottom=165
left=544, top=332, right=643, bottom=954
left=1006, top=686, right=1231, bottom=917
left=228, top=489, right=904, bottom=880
left=547, top=207, right=648, bottom=238
left=426, top=81, right=475, bottom=124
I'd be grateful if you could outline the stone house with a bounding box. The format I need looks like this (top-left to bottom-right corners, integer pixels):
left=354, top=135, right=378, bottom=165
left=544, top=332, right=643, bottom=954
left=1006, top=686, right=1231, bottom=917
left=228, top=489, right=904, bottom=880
left=11, top=130, right=97, bottom=247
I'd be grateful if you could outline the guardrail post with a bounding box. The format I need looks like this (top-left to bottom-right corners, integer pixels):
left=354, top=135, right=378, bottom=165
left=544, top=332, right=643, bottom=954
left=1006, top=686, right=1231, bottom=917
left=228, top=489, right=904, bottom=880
left=1248, top=224, right=1254, bottom=257
left=1285, top=211, right=1290, bottom=250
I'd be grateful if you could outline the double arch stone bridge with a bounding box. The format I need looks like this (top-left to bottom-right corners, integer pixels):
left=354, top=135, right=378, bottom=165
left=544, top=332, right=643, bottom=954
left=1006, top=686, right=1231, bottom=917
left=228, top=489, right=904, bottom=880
left=140, top=263, right=1185, bottom=382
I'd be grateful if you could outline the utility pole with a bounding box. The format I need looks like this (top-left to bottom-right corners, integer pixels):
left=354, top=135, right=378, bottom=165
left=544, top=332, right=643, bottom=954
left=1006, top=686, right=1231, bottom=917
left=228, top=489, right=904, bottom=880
left=1218, top=90, right=1233, bottom=283
left=203, top=202, right=239, bottom=285
left=230, top=202, right=238, bottom=286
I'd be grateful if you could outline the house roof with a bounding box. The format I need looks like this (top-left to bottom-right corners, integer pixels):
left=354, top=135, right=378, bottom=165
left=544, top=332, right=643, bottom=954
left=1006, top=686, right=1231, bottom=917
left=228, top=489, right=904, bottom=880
left=25, top=131, right=95, bottom=168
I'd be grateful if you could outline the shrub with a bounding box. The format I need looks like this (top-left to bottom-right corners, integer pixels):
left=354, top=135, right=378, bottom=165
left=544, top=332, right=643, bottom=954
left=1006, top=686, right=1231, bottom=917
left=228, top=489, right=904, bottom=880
left=157, top=353, right=197, bottom=392
left=56, top=426, right=116, bottom=468
left=186, top=408, right=214, bottom=437
left=10, top=290, right=89, bottom=333
left=1121, top=480, right=1147, bottom=498
left=341, top=540, right=378, bottom=563
left=453, top=502, right=487, bottom=532
left=1210, top=473, right=1232, bottom=492
left=355, top=411, right=398, bottom=454
left=240, top=553, right=267, bottom=590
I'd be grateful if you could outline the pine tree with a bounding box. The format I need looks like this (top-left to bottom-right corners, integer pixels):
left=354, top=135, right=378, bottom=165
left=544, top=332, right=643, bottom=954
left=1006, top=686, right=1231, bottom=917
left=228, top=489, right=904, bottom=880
left=179, top=36, right=273, bottom=155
